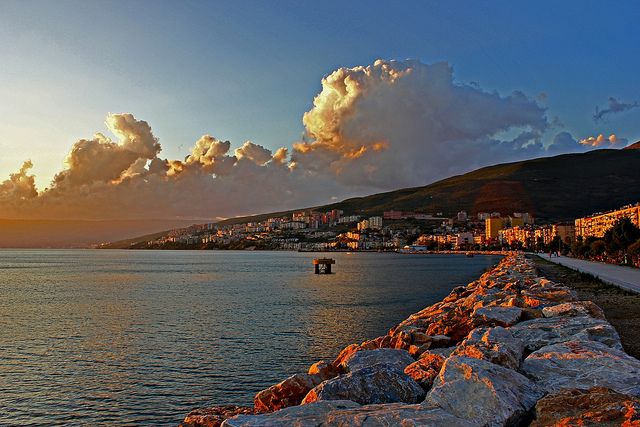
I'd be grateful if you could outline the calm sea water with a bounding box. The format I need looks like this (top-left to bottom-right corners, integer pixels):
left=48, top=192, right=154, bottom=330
left=0, top=249, right=502, bottom=426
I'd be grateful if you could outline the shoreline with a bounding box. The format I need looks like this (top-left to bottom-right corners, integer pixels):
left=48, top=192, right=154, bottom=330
left=180, top=252, right=640, bottom=427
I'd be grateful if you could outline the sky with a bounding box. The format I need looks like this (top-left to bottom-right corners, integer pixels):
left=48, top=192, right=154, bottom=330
left=1, top=1, right=639, bottom=221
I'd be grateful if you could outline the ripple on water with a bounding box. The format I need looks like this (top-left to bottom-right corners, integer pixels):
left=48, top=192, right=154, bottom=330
left=0, top=249, right=502, bottom=425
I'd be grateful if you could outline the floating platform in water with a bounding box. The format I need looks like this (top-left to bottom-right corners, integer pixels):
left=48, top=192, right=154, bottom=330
left=313, top=258, right=335, bottom=274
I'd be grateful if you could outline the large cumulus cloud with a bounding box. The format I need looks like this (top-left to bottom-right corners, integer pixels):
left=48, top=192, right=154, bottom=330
left=294, top=60, right=551, bottom=188
left=0, top=60, right=631, bottom=220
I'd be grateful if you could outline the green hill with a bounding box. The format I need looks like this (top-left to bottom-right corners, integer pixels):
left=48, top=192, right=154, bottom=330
left=217, top=147, right=640, bottom=226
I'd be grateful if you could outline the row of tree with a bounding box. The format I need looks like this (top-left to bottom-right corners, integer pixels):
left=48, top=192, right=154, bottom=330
left=569, top=217, right=640, bottom=266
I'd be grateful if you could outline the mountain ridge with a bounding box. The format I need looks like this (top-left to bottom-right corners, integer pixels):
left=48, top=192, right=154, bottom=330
left=215, top=148, right=640, bottom=226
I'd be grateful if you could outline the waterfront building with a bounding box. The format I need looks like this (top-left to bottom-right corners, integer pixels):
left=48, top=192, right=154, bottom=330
left=575, top=203, right=640, bottom=238
left=455, top=232, right=473, bottom=249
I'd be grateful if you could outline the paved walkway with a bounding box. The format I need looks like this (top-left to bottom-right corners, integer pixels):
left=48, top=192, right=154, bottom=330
left=541, top=254, right=640, bottom=293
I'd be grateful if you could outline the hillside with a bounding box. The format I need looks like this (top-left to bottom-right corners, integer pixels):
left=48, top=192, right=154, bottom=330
left=217, top=148, right=640, bottom=226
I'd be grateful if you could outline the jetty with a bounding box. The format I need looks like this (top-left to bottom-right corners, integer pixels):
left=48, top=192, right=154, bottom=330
left=313, top=258, right=335, bottom=274
left=181, top=252, right=640, bottom=427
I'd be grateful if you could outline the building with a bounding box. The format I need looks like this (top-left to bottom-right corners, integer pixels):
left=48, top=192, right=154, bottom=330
left=575, top=203, right=640, bottom=238
left=455, top=232, right=474, bottom=249
left=486, top=216, right=525, bottom=240
left=369, top=216, right=383, bottom=229
left=384, top=210, right=403, bottom=219
left=553, top=223, right=576, bottom=244
left=486, top=217, right=503, bottom=239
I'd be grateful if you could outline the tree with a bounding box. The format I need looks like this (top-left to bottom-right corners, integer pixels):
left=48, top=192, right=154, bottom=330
left=603, top=217, right=640, bottom=254
left=628, top=239, right=640, bottom=266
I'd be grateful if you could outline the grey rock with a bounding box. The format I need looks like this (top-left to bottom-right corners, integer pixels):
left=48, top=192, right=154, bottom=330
left=302, top=363, right=426, bottom=405
left=508, top=315, right=622, bottom=353
left=520, top=340, right=640, bottom=397
left=222, top=400, right=360, bottom=427
left=340, top=348, right=415, bottom=373
left=452, top=327, right=524, bottom=370
left=542, top=301, right=607, bottom=321
left=426, top=356, right=545, bottom=427
left=472, top=306, right=522, bottom=327
left=223, top=401, right=481, bottom=427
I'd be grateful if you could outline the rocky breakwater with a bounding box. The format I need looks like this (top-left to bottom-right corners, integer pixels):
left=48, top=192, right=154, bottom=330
left=180, top=253, right=640, bottom=427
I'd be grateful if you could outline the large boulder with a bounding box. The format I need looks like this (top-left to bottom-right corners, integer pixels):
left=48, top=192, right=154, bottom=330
left=404, top=353, right=445, bottom=390
left=520, top=287, right=577, bottom=308
left=320, top=403, right=483, bottom=427
left=520, top=340, right=640, bottom=397
left=426, top=356, right=545, bottom=427
left=223, top=400, right=360, bottom=427
left=530, top=386, right=640, bottom=427
left=508, top=315, right=622, bottom=353
left=254, top=373, right=321, bottom=412
left=452, top=327, right=524, bottom=370
left=338, top=348, right=415, bottom=374
left=542, top=301, right=607, bottom=321
left=223, top=401, right=482, bottom=427
left=472, top=306, right=523, bottom=327
left=254, top=361, right=340, bottom=412
left=301, top=363, right=426, bottom=406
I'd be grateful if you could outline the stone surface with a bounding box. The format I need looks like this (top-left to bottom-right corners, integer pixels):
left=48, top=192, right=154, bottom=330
left=180, top=406, right=263, bottom=427
left=424, top=346, right=456, bottom=359
left=530, top=386, right=640, bottom=427
left=472, top=306, right=523, bottom=327
left=223, top=400, right=360, bottom=427
left=302, top=363, right=426, bottom=406
left=452, top=326, right=524, bottom=370
left=339, top=348, right=416, bottom=374
left=324, top=403, right=483, bottom=427
left=426, top=356, right=545, bottom=427
left=404, top=353, right=445, bottom=390
left=508, top=315, right=622, bottom=353
left=520, top=340, right=640, bottom=397
left=224, top=401, right=481, bottom=427
left=542, top=300, right=607, bottom=321
left=254, top=373, right=321, bottom=412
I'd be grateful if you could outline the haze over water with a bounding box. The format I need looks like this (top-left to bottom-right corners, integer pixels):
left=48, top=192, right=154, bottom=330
left=1, top=249, right=503, bottom=426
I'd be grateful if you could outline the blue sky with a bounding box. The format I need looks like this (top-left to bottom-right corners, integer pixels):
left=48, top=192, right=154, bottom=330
left=1, top=1, right=639, bottom=219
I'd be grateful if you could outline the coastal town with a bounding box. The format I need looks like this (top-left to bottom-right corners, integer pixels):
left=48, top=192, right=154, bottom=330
left=120, top=202, right=640, bottom=259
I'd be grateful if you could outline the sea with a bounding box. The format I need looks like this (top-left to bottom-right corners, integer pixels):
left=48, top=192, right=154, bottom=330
left=0, top=249, right=503, bottom=426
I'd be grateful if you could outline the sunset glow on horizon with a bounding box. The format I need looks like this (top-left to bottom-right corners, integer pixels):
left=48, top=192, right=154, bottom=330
left=1, top=1, right=639, bottom=221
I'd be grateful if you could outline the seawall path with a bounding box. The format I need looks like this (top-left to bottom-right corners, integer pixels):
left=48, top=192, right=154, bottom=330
left=543, top=253, right=640, bottom=293
left=180, top=252, right=640, bottom=427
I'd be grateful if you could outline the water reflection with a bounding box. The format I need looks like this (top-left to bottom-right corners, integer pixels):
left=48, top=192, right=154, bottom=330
left=0, top=249, right=502, bottom=426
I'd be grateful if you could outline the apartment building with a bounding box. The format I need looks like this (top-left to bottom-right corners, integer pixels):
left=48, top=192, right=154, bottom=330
left=575, top=203, right=640, bottom=238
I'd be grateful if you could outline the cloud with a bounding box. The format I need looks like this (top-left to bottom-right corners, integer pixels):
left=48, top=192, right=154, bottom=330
left=234, top=141, right=274, bottom=166
left=593, top=97, right=639, bottom=122
left=293, top=59, right=550, bottom=189
left=579, top=134, right=628, bottom=148
left=0, top=60, right=632, bottom=221
left=0, top=160, right=38, bottom=201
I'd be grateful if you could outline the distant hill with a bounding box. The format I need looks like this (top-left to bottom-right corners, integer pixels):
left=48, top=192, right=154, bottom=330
left=0, top=219, right=197, bottom=248
left=216, top=148, right=640, bottom=226
left=8, top=148, right=639, bottom=248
